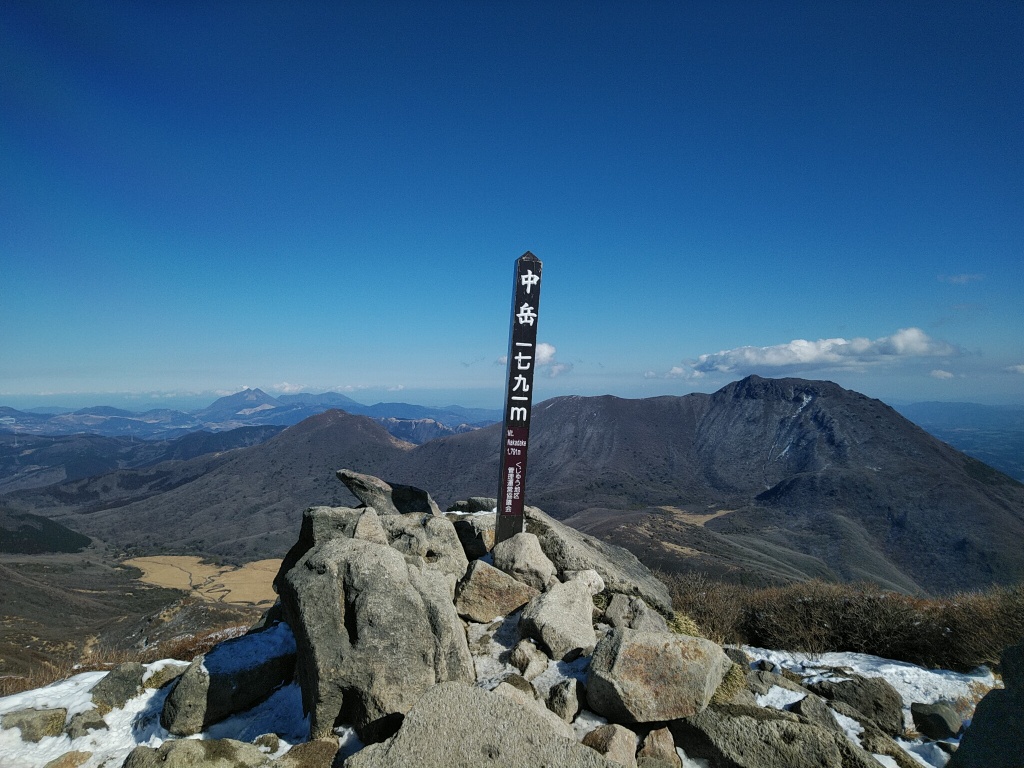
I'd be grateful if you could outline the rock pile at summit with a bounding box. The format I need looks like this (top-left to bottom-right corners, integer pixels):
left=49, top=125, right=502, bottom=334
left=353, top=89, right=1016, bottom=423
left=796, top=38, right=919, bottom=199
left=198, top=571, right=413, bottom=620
left=3, top=470, right=1019, bottom=767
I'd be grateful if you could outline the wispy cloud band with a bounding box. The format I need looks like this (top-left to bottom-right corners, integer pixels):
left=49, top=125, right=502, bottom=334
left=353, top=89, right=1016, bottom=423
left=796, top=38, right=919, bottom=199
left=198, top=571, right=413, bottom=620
left=657, top=327, right=958, bottom=379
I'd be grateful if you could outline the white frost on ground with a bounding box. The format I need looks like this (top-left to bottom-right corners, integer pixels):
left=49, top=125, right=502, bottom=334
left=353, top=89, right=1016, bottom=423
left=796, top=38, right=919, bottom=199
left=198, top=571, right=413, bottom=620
left=744, top=646, right=997, bottom=726
left=743, top=646, right=999, bottom=768
left=0, top=657, right=309, bottom=768
left=0, top=624, right=1000, bottom=766
left=755, top=684, right=806, bottom=709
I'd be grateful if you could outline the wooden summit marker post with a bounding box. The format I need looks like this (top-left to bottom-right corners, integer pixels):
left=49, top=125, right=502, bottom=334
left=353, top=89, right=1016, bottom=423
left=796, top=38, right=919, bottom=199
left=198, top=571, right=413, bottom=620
left=495, top=252, right=543, bottom=545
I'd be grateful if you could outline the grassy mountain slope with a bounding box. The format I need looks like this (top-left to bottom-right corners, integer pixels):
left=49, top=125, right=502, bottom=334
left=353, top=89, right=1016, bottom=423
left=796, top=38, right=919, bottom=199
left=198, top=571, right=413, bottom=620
left=8, top=377, right=1023, bottom=593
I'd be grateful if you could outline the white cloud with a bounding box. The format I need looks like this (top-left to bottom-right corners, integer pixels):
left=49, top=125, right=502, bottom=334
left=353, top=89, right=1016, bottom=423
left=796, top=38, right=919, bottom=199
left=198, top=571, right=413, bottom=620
left=496, top=342, right=570, bottom=378
left=930, top=369, right=954, bottom=379
left=657, top=327, right=958, bottom=379
left=665, top=365, right=704, bottom=380
left=271, top=382, right=306, bottom=393
left=547, top=362, right=573, bottom=378
left=1008, top=364, right=1024, bottom=375
left=535, top=343, right=556, bottom=366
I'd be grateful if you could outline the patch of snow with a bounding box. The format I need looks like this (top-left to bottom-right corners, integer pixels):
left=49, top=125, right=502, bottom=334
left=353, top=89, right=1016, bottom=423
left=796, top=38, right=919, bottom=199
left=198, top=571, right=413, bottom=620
left=744, top=645, right=996, bottom=723
left=571, top=709, right=607, bottom=741
left=755, top=684, right=806, bottom=710
left=203, top=681, right=307, bottom=750
left=895, top=738, right=951, bottom=767
left=795, top=392, right=813, bottom=415
left=141, top=660, right=189, bottom=686
left=531, top=655, right=590, bottom=700
left=204, top=622, right=295, bottom=676
left=0, top=671, right=105, bottom=722
left=237, top=404, right=276, bottom=416
left=745, top=646, right=997, bottom=768
left=831, top=707, right=865, bottom=746
left=677, top=747, right=711, bottom=768
left=0, top=659, right=313, bottom=768
left=0, top=665, right=173, bottom=768
left=335, top=725, right=364, bottom=762
left=466, top=613, right=521, bottom=689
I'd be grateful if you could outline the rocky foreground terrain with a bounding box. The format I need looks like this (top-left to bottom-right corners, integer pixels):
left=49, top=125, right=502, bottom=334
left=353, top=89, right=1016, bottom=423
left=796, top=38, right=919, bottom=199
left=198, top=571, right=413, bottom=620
left=1, top=470, right=1021, bottom=767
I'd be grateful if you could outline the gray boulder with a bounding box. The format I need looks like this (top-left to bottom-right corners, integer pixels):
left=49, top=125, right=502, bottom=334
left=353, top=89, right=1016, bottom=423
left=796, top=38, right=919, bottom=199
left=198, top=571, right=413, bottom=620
left=161, top=621, right=297, bottom=736
left=122, top=738, right=270, bottom=768
left=566, top=568, right=607, bottom=595
left=1, top=707, right=66, bottom=742
left=42, top=751, right=92, bottom=768
left=454, top=559, right=539, bottom=623
left=274, top=506, right=389, bottom=591
left=492, top=680, right=577, bottom=739
left=582, top=723, right=639, bottom=768
left=947, top=641, right=1024, bottom=768
left=588, top=628, right=731, bottom=723
left=806, top=674, right=904, bottom=737
left=911, top=701, right=962, bottom=740
left=637, top=726, right=681, bottom=768
left=520, top=578, right=598, bottom=661
left=547, top=677, right=586, bottom=722
left=790, top=693, right=845, bottom=735
left=377, top=513, right=469, bottom=590
left=524, top=506, right=673, bottom=615
left=277, top=535, right=473, bottom=742
left=66, top=708, right=108, bottom=740
left=405, top=561, right=475, bottom=684
left=274, top=739, right=340, bottom=768
left=510, top=638, right=549, bottom=681
left=498, top=673, right=537, bottom=698
left=747, top=670, right=810, bottom=697
left=344, top=682, right=621, bottom=768
left=669, top=704, right=883, bottom=768
left=336, top=469, right=442, bottom=516
left=492, top=532, right=558, bottom=591
left=90, top=662, right=145, bottom=713
left=450, top=514, right=496, bottom=559
left=604, top=594, right=669, bottom=633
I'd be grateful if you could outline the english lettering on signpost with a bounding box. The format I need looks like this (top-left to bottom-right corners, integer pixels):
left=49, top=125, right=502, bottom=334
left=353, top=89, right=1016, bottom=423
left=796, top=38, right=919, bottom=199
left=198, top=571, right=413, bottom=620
left=495, top=252, right=543, bottom=545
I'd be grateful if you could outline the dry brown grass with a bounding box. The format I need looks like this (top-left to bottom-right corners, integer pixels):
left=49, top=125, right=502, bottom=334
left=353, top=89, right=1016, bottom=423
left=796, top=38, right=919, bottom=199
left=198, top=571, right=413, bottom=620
left=0, top=623, right=251, bottom=697
left=123, top=556, right=280, bottom=606
left=661, top=570, right=1024, bottom=670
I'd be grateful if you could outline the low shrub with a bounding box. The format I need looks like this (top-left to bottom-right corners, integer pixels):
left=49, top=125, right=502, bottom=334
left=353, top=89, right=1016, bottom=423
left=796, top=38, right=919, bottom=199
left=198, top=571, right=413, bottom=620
left=0, top=624, right=250, bottom=697
left=662, top=570, right=1024, bottom=670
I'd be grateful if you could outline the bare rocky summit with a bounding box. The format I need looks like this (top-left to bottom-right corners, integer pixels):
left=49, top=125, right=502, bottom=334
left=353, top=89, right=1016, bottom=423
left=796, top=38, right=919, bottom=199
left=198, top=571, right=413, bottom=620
left=4, top=471, right=1008, bottom=767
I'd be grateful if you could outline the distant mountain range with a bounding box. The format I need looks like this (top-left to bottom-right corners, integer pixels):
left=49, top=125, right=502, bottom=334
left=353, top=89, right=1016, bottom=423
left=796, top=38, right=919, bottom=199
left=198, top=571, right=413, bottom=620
left=0, top=388, right=501, bottom=443
left=2, top=390, right=1020, bottom=483
left=4, top=376, right=1022, bottom=596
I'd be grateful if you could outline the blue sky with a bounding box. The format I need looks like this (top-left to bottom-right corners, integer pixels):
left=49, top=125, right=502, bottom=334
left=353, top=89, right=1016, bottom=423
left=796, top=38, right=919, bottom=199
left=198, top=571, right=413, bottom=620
left=2, top=1, right=1022, bottom=411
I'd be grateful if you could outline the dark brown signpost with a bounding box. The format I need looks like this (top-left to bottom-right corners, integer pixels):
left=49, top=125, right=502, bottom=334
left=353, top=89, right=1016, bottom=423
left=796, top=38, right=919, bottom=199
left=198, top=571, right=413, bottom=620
left=495, top=251, right=543, bottom=545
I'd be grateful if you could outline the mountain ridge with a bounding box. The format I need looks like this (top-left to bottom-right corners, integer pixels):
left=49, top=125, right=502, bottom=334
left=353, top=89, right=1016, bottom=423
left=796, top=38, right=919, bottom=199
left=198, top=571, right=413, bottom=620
left=6, top=376, right=1022, bottom=594
left=0, top=389, right=500, bottom=445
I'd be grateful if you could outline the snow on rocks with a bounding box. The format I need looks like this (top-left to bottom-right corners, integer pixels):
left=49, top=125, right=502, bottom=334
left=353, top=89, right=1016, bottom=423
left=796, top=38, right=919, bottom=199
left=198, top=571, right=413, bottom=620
left=0, top=480, right=1012, bottom=768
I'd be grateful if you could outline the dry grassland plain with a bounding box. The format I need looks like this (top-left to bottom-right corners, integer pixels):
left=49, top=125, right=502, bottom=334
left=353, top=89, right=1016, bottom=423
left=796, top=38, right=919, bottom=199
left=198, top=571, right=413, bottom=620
left=657, top=506, right=735, bottom=526
left=123, top=556, right=280, bottom=606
